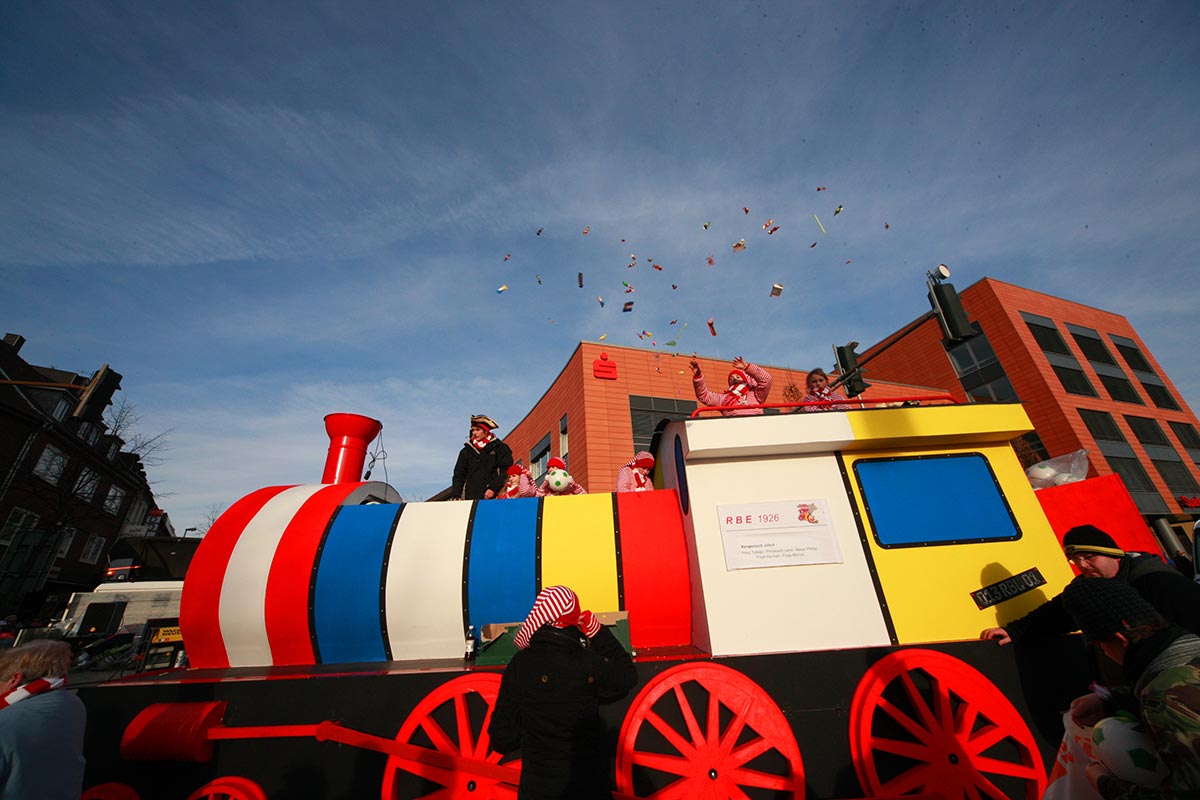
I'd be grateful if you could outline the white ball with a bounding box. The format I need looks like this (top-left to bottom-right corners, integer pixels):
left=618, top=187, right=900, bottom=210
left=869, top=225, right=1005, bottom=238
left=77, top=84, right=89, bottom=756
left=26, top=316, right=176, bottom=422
left=545, top=468, right=571, bottom=492
left=1092, top=715, right=1170, bottom=787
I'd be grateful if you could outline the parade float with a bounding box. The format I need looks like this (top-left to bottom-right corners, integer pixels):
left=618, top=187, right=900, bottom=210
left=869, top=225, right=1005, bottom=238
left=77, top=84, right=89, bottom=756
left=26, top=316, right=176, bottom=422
left=76, top=400, right=1115, bottom=800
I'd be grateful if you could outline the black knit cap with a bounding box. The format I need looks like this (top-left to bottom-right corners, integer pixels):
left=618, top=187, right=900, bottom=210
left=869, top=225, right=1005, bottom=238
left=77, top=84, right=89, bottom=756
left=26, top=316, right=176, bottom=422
left=1062, top=577, right=1163, bottom=641
left=1061, top=524, right=1125, bottom=559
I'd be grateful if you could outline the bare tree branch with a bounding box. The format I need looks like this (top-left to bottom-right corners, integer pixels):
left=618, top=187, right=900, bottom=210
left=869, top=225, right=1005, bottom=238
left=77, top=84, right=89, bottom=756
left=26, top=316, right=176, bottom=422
left=105, top=395, right=174, bottom=467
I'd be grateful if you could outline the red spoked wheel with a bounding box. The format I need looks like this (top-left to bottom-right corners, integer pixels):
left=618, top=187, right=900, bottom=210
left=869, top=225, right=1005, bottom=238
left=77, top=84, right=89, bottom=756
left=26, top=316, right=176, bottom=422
left=82, top=784, right=140, bottom=800
left=185, top=776, right=267, bottom=800
left=380, top=673, right=521, bottom=800
left=616, top=662, right=804, bottom=799
left=849, top=649, right=1047, bottom=799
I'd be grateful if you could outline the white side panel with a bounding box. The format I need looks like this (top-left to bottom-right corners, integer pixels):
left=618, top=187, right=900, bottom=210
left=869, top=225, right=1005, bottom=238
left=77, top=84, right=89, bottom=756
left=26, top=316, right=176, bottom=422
left=219, top=484, right=326, bottom=667
left=684, top=454, right=891, bottom=656
left=384, top=500, right=473, bottom=660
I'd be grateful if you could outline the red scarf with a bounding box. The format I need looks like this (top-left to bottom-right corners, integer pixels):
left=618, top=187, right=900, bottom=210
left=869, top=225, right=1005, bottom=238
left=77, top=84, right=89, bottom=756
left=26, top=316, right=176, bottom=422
left=0, top=676, right=64, bottom=710
left=469, top=432, right=495, bottom=452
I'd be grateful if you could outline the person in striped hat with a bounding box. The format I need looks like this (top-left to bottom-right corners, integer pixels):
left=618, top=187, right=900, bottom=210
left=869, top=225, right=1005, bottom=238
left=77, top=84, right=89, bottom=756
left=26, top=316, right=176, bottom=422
left=537, top=457, right=586, bottom=496
left=498, top=463, right=537, bottom=499
left=616, top=451, right=655, bottom=492
left=489, top=586, right=636, bottom=799
left=0, top=640, right=86, bottom=800
left=689, top=355, right=773, bottom=417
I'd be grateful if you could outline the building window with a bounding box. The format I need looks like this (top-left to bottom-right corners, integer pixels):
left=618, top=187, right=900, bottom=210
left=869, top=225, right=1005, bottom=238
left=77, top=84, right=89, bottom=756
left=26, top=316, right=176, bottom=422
left=1169, top=422, right=1200, bottom=453
left=1, top=508, right=40, bottom=564
left=106, top=441, right=119, bottom=460
left=1112, top=339, right=1154, bottom=373
left=1052, top=366, right=1098, bottom=397
left=559, top=415, right=569, bottom=463
left=1025, top=319, right=1072, bottom=356
left=1141, top=383, right=1180, bottom=411
left=1011, top=432, right=1051, bottom=468
left=104, top=485, right=127, bottom=515
left=79, top=535, right=107, bottom=565
left=1097, top=374, right=1143, bottom=404
left=77, top=421, right=93, bottom=442
left=529, top=434, right=551, bottom=482
left=74, top=468, right=100, bottom=502
left=629, top=396, right=698, bottom=453
left=1153, top=460, right=1200, bottom=496
left=1069, top=329, right=1117, bottom=365
left=56, top=527, right=76, bottom=559
left=947, top=328, right=1018, bottom=403
left=52, top=398, right=70, bottom=420
left=1079, top=409, right=1126, bottom=442
left=1106, top=456, right=1157, bottom=492
left=1124, top=416, right=1170, bottom=447
left=32, top=445, right=67, bottom=485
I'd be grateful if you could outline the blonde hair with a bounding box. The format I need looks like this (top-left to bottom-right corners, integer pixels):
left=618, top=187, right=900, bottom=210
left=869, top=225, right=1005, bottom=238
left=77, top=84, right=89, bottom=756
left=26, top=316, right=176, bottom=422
left=0, top=640, right=72, bottom=683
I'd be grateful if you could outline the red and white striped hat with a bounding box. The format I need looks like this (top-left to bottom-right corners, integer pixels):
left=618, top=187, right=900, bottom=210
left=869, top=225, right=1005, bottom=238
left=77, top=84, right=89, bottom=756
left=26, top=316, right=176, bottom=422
left=513, top=585, right=580, bottom=649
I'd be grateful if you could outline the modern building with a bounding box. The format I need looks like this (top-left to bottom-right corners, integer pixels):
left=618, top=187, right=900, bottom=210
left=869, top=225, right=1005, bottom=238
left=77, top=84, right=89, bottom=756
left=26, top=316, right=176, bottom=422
left=0, top=333, right=159, bottom=620
left=489, top=341, right=950, bottom=495
left=859, top=278, right=1200, bottom=539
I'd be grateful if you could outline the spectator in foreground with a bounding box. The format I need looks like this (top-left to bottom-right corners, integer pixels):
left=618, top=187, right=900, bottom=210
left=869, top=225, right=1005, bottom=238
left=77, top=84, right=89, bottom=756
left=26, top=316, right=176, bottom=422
left=488, top=585, right=637, bottom=800
left=0, top=640, right=86, bottom=800
left=616, top=452, right=655, bottom=492
left=690, top=356, right=772, bottom=416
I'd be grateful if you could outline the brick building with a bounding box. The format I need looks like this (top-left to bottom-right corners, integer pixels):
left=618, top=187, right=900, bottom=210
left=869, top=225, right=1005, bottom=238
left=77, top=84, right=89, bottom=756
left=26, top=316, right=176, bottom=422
left=485, top=341, right=948, bottom=495
left=859, top=278, right=1200, bottom=533
left=0, top=333, right=158, bottom=619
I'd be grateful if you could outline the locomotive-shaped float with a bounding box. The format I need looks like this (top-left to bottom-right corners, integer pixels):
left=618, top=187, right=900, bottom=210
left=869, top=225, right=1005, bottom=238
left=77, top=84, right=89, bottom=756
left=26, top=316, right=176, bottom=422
left=79, top=400, right=1102, bottom=800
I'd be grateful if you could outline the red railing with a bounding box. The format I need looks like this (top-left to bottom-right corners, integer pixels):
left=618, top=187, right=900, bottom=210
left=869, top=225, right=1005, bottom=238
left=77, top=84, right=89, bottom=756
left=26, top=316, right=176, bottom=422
left=689, top=394, right=960, bottom=418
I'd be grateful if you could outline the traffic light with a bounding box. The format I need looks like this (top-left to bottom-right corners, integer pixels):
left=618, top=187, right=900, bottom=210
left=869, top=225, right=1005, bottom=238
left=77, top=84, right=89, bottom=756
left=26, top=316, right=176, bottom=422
left=833, top=343, right=871, bottom=398
left=73, top=365, right=123, bottom=423
left=928, top=281, right=975, bottom=342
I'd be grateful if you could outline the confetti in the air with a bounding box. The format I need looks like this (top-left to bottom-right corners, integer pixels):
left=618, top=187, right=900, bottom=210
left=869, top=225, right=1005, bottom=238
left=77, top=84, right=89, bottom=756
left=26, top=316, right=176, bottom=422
left=743, top=207, right=750, bottom=215
left=762, top=219, right=774, bottom=230
left=816, top=186, right=827, bottom=191
left=536, top=275, right=542, bottom=284
left=497, top=285, right=508, bottom=293
left=706, top=255, right=715, bottom=266
left=598, top=296, right=605, bottom=307
left=845, top=260, right=852, bottom=265
left=770, top=283, right=783, bottom=297
left=670, top=319, right=678, bottom=325
left=732, top=239, right=746, bottom=252
left=578, top=272, right=584, bottom=288
left=583, top=226, right=590, bottom=235
left=536, top=227, right=543, bottom=236
left=623, top=281, right=634, bottom=293
left=707, top=318, right=717, bottom=336
left=653, top=263, right=663, bottom=271
left=703, top=221, right=711, bottom=230
left=884, top=222, right=890, bottom=230
left=598, top=333, right=607, bottom=341
left=814, top=214, right=826, bottom=234
left=767, top=226, right=780, bottom=235
left=665, top=340, right=676, bottom=347
left=504, top=254, right=511, bottom=261
left=623, top=301, right=634, bottom=312
left=834, top=205, right=844, bottom=216
left=671, top=283, right=679, bottom=289
left=810, top=242, right=818, bottom=248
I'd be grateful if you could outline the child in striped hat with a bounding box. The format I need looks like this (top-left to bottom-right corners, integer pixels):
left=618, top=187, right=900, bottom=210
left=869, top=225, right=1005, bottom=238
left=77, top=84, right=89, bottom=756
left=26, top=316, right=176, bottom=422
left=617, top=451, right=655, bottom=492
left=498, top=463, right=537, bottom=498
left=537, top=457, right=587, bottom=496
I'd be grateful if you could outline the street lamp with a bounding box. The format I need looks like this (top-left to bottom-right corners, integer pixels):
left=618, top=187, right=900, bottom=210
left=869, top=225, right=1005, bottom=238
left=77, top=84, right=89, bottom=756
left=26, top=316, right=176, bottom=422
left=183, top=527, right=198, bottom=538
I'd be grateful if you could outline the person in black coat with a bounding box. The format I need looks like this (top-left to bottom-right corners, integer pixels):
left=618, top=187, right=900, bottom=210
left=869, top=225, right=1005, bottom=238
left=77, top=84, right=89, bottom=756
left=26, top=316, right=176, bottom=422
left=488, top=585, right=637, bottom=800
left=450, top=414, right=513, bottom=500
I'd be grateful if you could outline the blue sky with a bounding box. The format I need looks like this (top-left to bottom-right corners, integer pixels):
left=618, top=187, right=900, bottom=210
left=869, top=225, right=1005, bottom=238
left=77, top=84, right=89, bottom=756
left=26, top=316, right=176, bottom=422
left=3, top=2, right=1198, bottom=529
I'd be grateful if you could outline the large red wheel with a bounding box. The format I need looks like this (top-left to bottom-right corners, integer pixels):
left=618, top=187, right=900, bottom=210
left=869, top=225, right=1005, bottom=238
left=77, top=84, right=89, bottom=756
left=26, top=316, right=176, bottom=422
left=380, top=673, right=520, bottom=800
left=849, top=649, right=1047, bottom=799
left=185, top=776, right=267, bottom=800
left=616, top=662, right=804, bottom=799
left=82, top=784, right=140, bottom=800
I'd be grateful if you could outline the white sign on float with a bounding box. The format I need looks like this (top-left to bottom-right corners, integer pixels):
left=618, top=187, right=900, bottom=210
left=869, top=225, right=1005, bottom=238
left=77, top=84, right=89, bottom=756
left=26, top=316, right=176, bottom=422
left=717, top=500, right=844, bottom=570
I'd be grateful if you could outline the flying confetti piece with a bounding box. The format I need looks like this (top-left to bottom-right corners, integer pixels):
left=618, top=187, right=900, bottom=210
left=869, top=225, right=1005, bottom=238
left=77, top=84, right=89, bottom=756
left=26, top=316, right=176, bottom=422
left=834, top=205, right=844, bottom=216
left=884, top=222, right=890, bottom=230
left=536, top=227, right=543, bottom=236
left=671, top=283, right=678, bottom=290
left=844, top=260, right=852, bottom=265
left=810, top=242, right=818, bottom=248
left=598, top=296, right=605, bottom=307
left=706, top=255, right=715, bottom=266
left=504, top=254, right=511, bottom=261
left=768, top=226, right=779, bottom=235
left=640, top=330, right=653, bottom=338
left=814, top=214, right=826, bottom=234
left=742, top=207, right=750, bottom=215
left=622, top=281, right=634, bottom=293
left=623, top=301, right=634, bottom=312
left=598, top=333, right=607, bottom=341
left=497, top=285, right=508, bottom=293
left=816, top=186, right=827, bottom=191
left=670, top=319, right=678, bottom=325
left=652, top=263, right=663, bottom=271
left=762, top=218, right=774, bottom=230
left=665, top=340, right=676, bottom=347
left=770, top=283, right=783, bottom=297
left=583, top=226, right=590, bottom=235
left=536, top=274, right=542, bottom=284
left=578, top=272, right=583, bottom=287
left=548, top=318, right=557, bottom=325
left=732, top=239, right=746, bottom=252
left=703, top=221, right=711, bottom=230
left=707, top=318, right=717, bottom=336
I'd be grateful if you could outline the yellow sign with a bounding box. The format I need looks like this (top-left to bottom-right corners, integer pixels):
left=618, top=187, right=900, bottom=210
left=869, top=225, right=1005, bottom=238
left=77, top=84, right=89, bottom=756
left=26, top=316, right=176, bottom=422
left=151, top=626, right=182, bottom=643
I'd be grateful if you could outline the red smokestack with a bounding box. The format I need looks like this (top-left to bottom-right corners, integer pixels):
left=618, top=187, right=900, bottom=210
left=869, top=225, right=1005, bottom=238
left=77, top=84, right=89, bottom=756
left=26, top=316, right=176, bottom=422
left=322, top=413, right=382, bottom=484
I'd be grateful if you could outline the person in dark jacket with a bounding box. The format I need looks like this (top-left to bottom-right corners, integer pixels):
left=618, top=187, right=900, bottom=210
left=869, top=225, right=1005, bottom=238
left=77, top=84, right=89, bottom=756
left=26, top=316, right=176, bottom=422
left=981, top=524, right=1200, bottom=646
left=488, top=585, right=637, bottom=800
left=450, top=414, right=513, bottom=500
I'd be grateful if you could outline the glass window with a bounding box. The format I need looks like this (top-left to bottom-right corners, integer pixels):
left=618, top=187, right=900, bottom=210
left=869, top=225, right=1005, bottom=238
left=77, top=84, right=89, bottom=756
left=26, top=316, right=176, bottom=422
left=529, top=434, right=551, bottom=482
left=947, top=325, right=997, bottom=375
left=1052, top=366, right=1098, bottom=397
left=1071, top=332, right=1117, bottom=365
left=1097, top=374, right=1143, bottom=404
left=75, top=468, right=100, bottom=501
left=107, top=441, right=119, bottom=460
left=104, top=485, right=126, bottom=515
left=1113, top=341, right=1154, bottom=373
left=1026, top=321, right=1072, bottom=355
left=56, top=527, right=76, bottom=559
left=79, top=535, right=106, bottom=565
left=854, top=454, right=1021, bottom=548
left=1154, top=460, right=1200, bottom=496
left=1106, top=456, right=1157, bottom=492
left=2, top=507, right=40, bottom=544
left=629, top=396, right=697, bottom=452
left=966, top=376, right=1018, bottom=403
left=32, top=445, right=67, bottom=485
left=1169, top=422, right=1200, bottom=451
left=52, top=398, right=70, bottom=420
left=559, top=415, right=569, bottom=462
left=1079, top=409, right=1126, bottom=442
left=77, top=421, right=93, bottom=441
left=1142, top=383, right=1179, bottom=411
left=1124, top=416, right=1169, bottom=447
